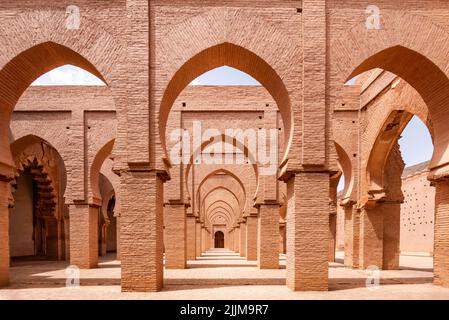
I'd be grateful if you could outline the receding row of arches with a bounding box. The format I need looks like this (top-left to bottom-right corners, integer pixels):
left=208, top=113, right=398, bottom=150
left=1, top=4, right=449, bottom=294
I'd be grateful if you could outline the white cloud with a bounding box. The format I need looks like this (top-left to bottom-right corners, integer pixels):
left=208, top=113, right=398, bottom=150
left=32, top=65, right=105, bottom=86
left=189, top=78, right=200, bottom=86
left=188, top=66, right=260, bottom=86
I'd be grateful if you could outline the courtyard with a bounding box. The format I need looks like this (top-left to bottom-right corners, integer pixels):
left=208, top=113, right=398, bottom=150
left=1, top=250, right=448, bottom=300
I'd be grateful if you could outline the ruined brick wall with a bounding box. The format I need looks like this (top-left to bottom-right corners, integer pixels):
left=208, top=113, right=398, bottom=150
left=401, top=170, right=435, bottom=253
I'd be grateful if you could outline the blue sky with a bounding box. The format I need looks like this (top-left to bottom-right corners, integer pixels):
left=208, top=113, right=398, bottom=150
left=398, top=116, right=433, bottom=166
left=33, top=65, right=434, bottom=192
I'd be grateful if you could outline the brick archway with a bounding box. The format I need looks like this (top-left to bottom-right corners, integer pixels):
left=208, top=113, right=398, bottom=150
left=159, top=42, right=293, bottom=172
left=1, top=36, right=123, bottom=181
left=10, top=135, right=65, bottom=207
left=185, top=135, right=259, bottom=204
left=9, top=135, right=66, bottom=260
left=330, top=10, right=449, bottom=178
left=205, top=199, right=237, bottom=222
left=203, top=187, right=243, bottom=221
left=90, top=139, right=115, bottom=204
left=209, top=212, right=232, bottom=227
left=196, top=168, right=247, bottom=214
left=334, top=142, right=354, bottom=203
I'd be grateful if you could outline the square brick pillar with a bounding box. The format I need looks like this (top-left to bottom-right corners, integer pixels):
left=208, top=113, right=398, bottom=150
left=186, top=215, right=196, bottom=260
left=205, top=230, right=210, bottom=250
left=239, top=222, right=247, bottom=257
left=359, top=206, right=383, bottom=269
left=195, top=221, right=202, bottom=258
left=45, top=218, right=60, bottom=260
left=434, top=180, right=449, bottom=287
left=329, top=213, right=337, bottom=262
left=208, top=230, right=213, bottom=249
left=382, top=203, right=400, bottom=270
left=234, top=226, right=240, bottom=253
left=224, top=231, right=228, bottom=249
left=164, top=203, right=187, bottom=269
left=257, top=204, right=279, bottom=269
left=246, top=215, right=258, bottom=261
left=63, top=215, right=70, bottom=261
left=99, top=223, right=107, bottom=257
left=120, top=171, right=163, bottom=292
left=0, top=180, right=10, bottom=287
left=227, top=230, right=232, bottom=250
left=229, top=230, right=234, bottom=251
left=116, top=216, right=120, bottom=260
left=344, top=205, right=359, bottom=268
left=286, top=172, right=329, bottom=291
left=279, top=222, right=286, bottom=254
left=69, top=204, right=98, bottom=269
left=201, top=227, right=207, bottom=253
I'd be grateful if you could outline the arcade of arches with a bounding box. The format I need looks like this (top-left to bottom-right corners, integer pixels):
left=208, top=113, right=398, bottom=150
left=2, top=1, right=449, bottom=296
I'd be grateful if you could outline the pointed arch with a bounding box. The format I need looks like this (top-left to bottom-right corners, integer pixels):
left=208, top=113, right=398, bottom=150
left=90, top=139, right=115, bottom=204
left=160, top=42, right=292, bottom=169
left=331, top=11, right=449, bottom=177
left=185, top=135, right=258, bottom=203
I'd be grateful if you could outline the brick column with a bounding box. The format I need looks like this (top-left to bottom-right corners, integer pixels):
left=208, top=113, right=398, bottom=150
left=45, top=217, right=60, bottom=260
left=286, top=172, right=329, bottom=291
left=234, top=226, right=240, bottom=253
left=206, top=229, right=210, bottom=250
left=209, top=230, right=213, bottom=249
left=359, top=206, right=383, bottom=269
left=64, top=215, right=70, bottom=261
left=229, top=229, right=234, bottom=251
left=382, top=142, right=403, bottom=270
left=208, top=230, right=213, bottom=249
left=329, top=213, right=337, bottom=262
left=434, top=180, right=449, bottom=287
left=120, top=171, right=163, bottom=292
left=279, top=222, right=286, bottom=254
left=257, top=204, right=279, bottom=269
left=69, top=204, right=98, bottom=268
left=195, top=220, right=201, bottom=257
left=344, top=204, right=359, bottom=268
left=224, top=230, right=228, bottom=249
left=201, top=226, right=206, bottom=253
left=0, top=180, right=10, bottom=287
left=99, top=223, right=107, bottom=257
left=329, top=173, right=339, bottom=263
left=382, top=203, right=401, bottom=270
left=246, top=214, right=258, bottom=261
left=116, top=216, right=121, bottom=260
left=186, top=215, right=196, bottom=260
left=239, top=221, right=247, bottom=257
left=164, top=203, right=187, bottom=269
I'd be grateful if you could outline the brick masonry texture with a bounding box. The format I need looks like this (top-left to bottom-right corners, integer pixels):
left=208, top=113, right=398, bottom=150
left=2, top=0, right=449, bottom=294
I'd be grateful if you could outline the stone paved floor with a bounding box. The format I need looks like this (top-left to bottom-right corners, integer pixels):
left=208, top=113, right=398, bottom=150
left=1, top=249, right=448, bottom=300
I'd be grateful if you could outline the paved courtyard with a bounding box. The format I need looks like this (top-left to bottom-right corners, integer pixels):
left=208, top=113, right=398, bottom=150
left=1, top=249, right=448, bottom=300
